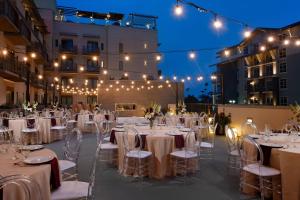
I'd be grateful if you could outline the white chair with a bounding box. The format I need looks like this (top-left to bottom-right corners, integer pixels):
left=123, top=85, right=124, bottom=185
left=51, top=116, right=68, bottom=141
left=0, top=175, right=42, bottom=200
left=239, top=136, right=281, bottom=200
left=170, top=131, right=198, bottom=178
left=22, top=116, right=40, bottom=145
left=95, top=121, right=118, bottom=165
left=122, top=127, right=152, bottom=178
left=196, top=123, right=218, bottom=159
left=225, top=126, right=240, bottom=170
left=59, top=128, right=82, bottom=181
left=52, top=142, right=101, bottom=200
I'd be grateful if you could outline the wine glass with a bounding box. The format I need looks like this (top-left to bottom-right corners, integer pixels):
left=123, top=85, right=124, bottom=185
left=264, top=124, right=271, bottom=143
left=290, top=131, right=298, bottom=148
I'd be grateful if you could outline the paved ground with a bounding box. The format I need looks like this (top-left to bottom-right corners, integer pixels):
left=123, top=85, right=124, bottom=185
left=46, top=133, right=249, bottom=200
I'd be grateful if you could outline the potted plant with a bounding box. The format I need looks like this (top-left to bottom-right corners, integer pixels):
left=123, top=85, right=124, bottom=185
left=215, top=112, right=231, bottom=135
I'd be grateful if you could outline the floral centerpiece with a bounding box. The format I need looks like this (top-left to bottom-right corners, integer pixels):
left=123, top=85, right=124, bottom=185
left=51, top=102, right=59, bottom=110
left=177, top=101, right=187, bottom=115
left=289, top=103, right=300, bottom=131
left=22, top=101, right=38, bottom=115
left=144, top=102, right=161, bottom=128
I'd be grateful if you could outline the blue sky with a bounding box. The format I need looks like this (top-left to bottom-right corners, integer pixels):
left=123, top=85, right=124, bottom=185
left=57, top=0, right=300, bottom=97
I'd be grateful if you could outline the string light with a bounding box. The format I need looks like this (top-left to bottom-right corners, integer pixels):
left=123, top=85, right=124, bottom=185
left=159, top=75, right=164, bottom=80
left=54, top=61, right=59, bottom=67
left=197, top=76, right=203, bottom=81
left=38, top=74, right=43, bottom=79
left=224, top=50, right=230, bottom=57
left=296, top=40, right=300, bottom=46
left=92, top=56, right=98, bottom=61
left=31, top=52, right=36, bottom=58
left=124, top=72, right=128, bottom=77
left=173, top=76, right=177, bottom=80
left=79, top=66, right=84, bottom=71
left=187, top=76, right=191, bottom=81
left=124, top=55, right=130, bottom=61
left=2, top=49, right=8, bottom=56
left=260, top=45, right=266, bottom=51
left=243, top=29, right=252, bottom=38
left=189, top=52, right=196, bottom=59
left=283, top=39, right=290, bottom=46
left=142, top=74, right=147, bottom=79
left=61, top=54, right=67, bottom=60
left=23, top=57, right=28, bottom=62
left=156, top=55, right=162, bottom=61
left=213, top=16, right=223, bottom=30
left=174, top=2, right=183, bottom=16
left=267, top=36, right=275, bottom=43
left=103, top=70, right=108, bottom=75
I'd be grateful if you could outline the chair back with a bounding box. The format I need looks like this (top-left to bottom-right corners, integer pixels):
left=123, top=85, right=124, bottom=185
left=123, top=127, right=141, bottom=153
left=94, top=121, right=106, bottom=145
left=225, top=126, right=238, bottom=154
left=0, top=175, right=42, bottom=200
left=239, top=135, right=264, bottom=168
left=63, top=128, right=82, bottom=163
left=184, top=131, right=197, bottom=153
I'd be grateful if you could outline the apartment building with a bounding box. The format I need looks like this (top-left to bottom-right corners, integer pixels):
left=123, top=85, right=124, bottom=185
left=0, top=0, right=48, bottom=105
left=216, top=21, right=300, bottom=106
left=34, top=0, right=183, bottom=111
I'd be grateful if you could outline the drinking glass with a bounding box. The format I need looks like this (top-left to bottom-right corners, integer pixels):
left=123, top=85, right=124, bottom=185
left=264, top=124, right=271, bottom=142
left=290, top=131, right=298, bottom=148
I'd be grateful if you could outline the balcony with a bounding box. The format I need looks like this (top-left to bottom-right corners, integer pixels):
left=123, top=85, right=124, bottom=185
left=0, top=0, right=19, bottom=32
left=27, top=42, right=49, bottom=62
left=82, top=46, right=100, bottom=55
left=86, top=65, right=100, bottom=73
left=5, top=19, right=31, bottom=45
left=59, top=45, right=78, bottom=54
left=30, top=73, right=44, bottom=88
left=60, top=64, right=77, bottom=73
left=0, top=56, right=27, bottom=82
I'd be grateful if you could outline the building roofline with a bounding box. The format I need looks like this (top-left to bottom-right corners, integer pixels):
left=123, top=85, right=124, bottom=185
left=217, top=20, right=300, bottom=53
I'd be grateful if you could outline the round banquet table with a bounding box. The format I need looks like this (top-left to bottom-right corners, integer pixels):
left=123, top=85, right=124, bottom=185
left=0, top=147, right=61, bottom=200
left=243, top=134, right=300, bottom=200
left=8, top=118, right=26, bottom=142
left=38, top=117, right=61, bottom=143
left=113, top=125, right=197, bottom=179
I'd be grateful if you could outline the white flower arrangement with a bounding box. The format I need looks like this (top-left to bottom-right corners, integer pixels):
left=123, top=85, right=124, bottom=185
left=177, top=101, right=187, bottom=114
left=23, top=101, right=38, bottom=113
left=144, top=102, right=161, bottom=121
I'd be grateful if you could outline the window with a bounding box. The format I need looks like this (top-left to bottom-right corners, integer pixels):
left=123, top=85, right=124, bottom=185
left=61, top=58, right=74, bottom=70
left=244, top=70, right=248, bottom=78
left=86, top=41, right=98, bottom=51
left=265, top=79, right=273, bottom=91
left=119, top=43, right=124, bottom=53
left=55, top=39, right=58, bottom=47
left=87, top=96, right=97, bottom=104
left=251, top=67, right=259, bottom=78
left=264, top=64, right=273, bottom=76
left=243, top=46, right=248, bottom=55
left=279, top=34, right=287, bottom=42
left=279, top=79, right=287, bottom=89
left=86, top=59, right=98, bottom=71
left=61, top=39, right=73, bottom=49
left=279, top=48, right=286, bottom=58
left=265, top=96, right=273, bottom=105
left=90, top=79, right=98, bottom=88
left=280, top=96, right=288, bottom=106
left=100, top=43, right=104, bottom=51
left=118, top=61, right=123, bottom=71
left=279, top=62, right=287, bottom=73
left=61, top=96, right=73, bottom=106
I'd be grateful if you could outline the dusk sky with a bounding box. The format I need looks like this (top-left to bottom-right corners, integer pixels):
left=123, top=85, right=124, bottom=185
left=57, top=0, right=300, bottom=97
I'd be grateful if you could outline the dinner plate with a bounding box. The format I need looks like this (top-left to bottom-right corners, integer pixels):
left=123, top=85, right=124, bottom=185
left=248, top=134, right=260, bottom=139
left=115, top=125, right=124, bottom=128
left=136, top=123, right=147, bottom=126
left=166, top=132, right=183, bottom=136
left=23, top=156, right=53, bottom=164
left=180, top=128, right=191, bottom=132
left=260, top=143, right=283, bottom=148
left=157, top=124, right=166, bottom=126
left=19, top=145, right=44, bottom=151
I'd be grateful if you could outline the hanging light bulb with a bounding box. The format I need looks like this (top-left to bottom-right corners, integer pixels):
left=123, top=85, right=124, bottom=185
left=155, top=55, right=161, bottom=61
left=243, top=27, right=252, bottom=38
left=174, top=1, right=183, bottom=16
left=267, top=36, right=275, bottom=43
left=283, top=39, right=290, bottom=46
left=54, top=61, right=59, bottom=67
left=189, top=52, right=196, bottom=59
left=124, top=55, right=130, bottom=61
left=173, top=76, right=177, bottom=80
left=213, top=15, right=223, bottom=29
left=295, top=40, right=300, bottom=46
left=31, top=52, right=36, bottom=58
left=260, top=45, right=266, bottom=52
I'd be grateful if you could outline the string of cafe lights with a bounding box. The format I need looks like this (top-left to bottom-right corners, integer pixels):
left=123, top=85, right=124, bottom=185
left=173, top=0, right=300, bottom=57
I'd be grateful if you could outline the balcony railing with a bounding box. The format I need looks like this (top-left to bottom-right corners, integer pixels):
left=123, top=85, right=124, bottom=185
left=86, top=66, right=100, bottom=73
left=59, top=45, right=78, bottom=54
left=30, top=73, right=44, bottom=88
left=82, top=46, right=100, bottom=55
left=0, top=56, right=27, bottom=81
left=60, top=64, right=77, bottom=73
left=27, top=42, right=48, bottom=61
left=0, top=0, right=19, bottom=32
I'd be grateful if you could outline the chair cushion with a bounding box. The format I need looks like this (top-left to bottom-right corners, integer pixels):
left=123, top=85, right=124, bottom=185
left=100, top=143, right=118, bottom=150
left=51, top=181, right=89, bottom=200
left=22, top=128, right=38, bottom=133
left=59, top=160, right=76, bottom=171
left=84, top=121, right=95, bottom=125
left=200, top=142, right=214, bottom=148
left=103, top=137, right=110, bottom=142
left=126, top=150, right=152, bottom=158
left=170, top=150, right=198, bottom=159
left=51, top=126, right=66, bottom=130
left=243, top=163, right=281, bottom=177
left=230, top=150, right=239, bottom=156
left=67, top=120, right=77, bottom=123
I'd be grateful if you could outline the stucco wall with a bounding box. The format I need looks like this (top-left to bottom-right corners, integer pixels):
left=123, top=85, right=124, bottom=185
left=218, top=104, right=293, bottom=132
